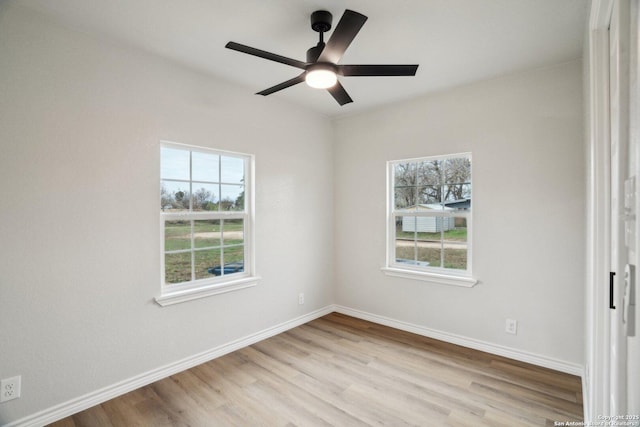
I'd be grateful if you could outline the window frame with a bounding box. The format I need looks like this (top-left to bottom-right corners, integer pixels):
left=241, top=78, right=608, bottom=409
left=156, top=141, right=259, bottom=306
left=382, top=152, right=477, bottom=287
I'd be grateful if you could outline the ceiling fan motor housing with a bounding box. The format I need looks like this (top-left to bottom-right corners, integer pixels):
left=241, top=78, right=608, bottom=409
left=311, top=10, right=332, bottom=33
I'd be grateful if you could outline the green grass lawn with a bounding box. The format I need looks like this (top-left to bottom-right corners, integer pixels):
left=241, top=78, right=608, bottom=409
left=396, top=227, right=467, bottom=242
left=164, top=219, right=244, bottom=283
left=164, top=219, right=244, bottom=251
left=396, top=246, right=467, bottom=270
left=165, top=246, right=244, bottom=284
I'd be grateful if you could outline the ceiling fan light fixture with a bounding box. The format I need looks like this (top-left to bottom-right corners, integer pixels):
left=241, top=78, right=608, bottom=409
left=225, top=9, right=418, bottom=105
left=305, top=64, right=338, bottom=89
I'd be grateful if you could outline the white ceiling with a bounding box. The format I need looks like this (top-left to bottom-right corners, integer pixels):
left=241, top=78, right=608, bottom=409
left=15, top=0, right=589, bottom=117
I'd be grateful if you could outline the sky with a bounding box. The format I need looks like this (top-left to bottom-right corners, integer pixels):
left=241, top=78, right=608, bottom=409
left=161, top=146, right=245, bottom=205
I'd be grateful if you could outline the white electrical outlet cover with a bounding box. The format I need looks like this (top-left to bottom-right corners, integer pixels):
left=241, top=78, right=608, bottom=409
left=0, top=376, right=21, bottom=403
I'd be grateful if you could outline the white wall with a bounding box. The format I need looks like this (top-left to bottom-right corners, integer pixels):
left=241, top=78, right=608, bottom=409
left=0, top=4, right=333, bottom=423
left=333, top=60, right=585, bottom=366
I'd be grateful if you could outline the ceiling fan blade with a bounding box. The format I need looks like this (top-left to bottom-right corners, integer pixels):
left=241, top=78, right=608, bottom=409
left=327, top=81, right=353, bottom=106
left=339, top=64, right=419, bottom=76
left=226, top=42, right=307, bottom=70
left=317, top=10, right=367, bottom=64
left=256, top=73, right=306, bottom=96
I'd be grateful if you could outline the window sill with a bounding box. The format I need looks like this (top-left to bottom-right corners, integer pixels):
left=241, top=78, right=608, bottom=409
left=155, top=275, right=261, bottom=306
left=381, top=267, right=478, bottom=287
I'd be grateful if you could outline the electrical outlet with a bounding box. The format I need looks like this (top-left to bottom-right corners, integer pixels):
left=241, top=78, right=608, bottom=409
left=0, top=376, right=21, bottom=403
left=505, top=319, right=518, bottom=335
left=298, top=293, right=305, bottom=305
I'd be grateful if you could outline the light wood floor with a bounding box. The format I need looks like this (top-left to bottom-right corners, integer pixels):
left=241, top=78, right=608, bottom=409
left=49, top=313, right=583, bottom=426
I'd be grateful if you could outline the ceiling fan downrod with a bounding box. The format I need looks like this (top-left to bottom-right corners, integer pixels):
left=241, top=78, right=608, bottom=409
left=308, top=10, right=332, bottom=63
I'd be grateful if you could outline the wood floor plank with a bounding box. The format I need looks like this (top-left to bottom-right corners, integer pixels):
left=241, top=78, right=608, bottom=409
left=49, top=313, right=583, bottom=426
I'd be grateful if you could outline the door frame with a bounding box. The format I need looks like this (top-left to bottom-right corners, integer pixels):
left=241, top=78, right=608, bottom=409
left=586, top=0, right=615, bottom=422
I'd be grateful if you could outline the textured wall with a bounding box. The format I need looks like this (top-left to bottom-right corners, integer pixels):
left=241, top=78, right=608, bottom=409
left=333, top=59, right=585, bottom=365
left=0, top=5, right=334, bottom=423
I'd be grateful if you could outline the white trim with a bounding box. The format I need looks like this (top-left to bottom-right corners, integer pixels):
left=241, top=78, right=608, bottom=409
left=381, top=267, right=477, bottom=287
left=587, top=27, right=612, bottom=420
left=586, top=0, right=616, bottom=420
left=6, top=306, right=335, bottom=427
left=334, top=305, right=584, bottom=376
left=161, top=140, right=249, bottom=158
left=387, top=151, right=473, bottom=165
left=590, top=0, right=614, bottom=30
left=154, top=275, right=261, bottom=306
left=583, top=366, right=591, bottom=421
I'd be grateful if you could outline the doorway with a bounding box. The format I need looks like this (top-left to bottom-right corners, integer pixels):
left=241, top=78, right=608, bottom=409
left=587, top=0, right=640, bottom=421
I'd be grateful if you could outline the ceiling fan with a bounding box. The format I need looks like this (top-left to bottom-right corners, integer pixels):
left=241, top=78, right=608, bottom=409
left=225, top=9, right=419, bottom=106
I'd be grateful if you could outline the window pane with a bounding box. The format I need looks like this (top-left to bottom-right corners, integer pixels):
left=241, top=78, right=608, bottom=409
left=442, top=157, right=471, bottom=209
left=397, top=215, right=414, bottom=237
left=443, top=157, right=471, bottom=185
left=395, top=216, right=416, bottom=263
left=417, top=186, right=441, bottom=205
left=223, top=219, right=244, bottom=245
left=395, top=240, right=416, bottom=264
left=161, top=147, right=190, bottom=181
left=456, top=183, right=472, bottom=210
left=220, top=184, right=244, bottom=211
left=164, top=221, right=191, bottom=251
left=222, top=246, right=244, bottom=276
left=416, top=216, right=443, bottom=267
left=161, top=180, right=190, bottom=211
left=394, top=163, right=416, bottom=209
left=191, top=183, right=218, bottom=211
left=195, top=249, right=221, bottom=280
left=417, top=245, right=441, bottom=267
left=194, top=220, right=220, bottom=249
left=395, top=186, right=416, bottom=210
left=165, top=252, right=191, bottom=284
left=444, top=217, right=467, bottom=242
left=444, top=244, right=467, bottom=270
left=407, top=215, right=443, bottom=237
left=221, top=156, right=244, bottom=184
left=442, top=184, right=471, bottom=204
left=394, top=162, right=416, bottom=187
left=443, top=216, right=467, bottom=270
left=417, top=160, right=442, bottom=187
left=395, top=216, right=438, bottom=268
left=192, top=151, right=219, bottom=183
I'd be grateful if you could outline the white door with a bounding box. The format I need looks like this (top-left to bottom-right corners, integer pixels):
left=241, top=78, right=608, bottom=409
left=609, top=0, right=628, bottom=415
left=626, top=0, right=640, bottom=416
left=609, top=0, right=640, bottom=417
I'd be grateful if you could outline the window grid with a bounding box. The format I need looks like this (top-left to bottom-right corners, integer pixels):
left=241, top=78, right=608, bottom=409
left=388, top=153, right=472, bottom=277
left=161, top=142, right=251, bottom=289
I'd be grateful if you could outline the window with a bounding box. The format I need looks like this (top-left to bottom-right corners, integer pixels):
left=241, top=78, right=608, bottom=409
left=156, top=141, right=258, bottom=306
left=383, top=153, right=476, bottom=287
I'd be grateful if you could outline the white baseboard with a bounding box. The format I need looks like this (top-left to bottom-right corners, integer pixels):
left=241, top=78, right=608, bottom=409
left=582, top=368, right=590, bottom=422
left=334, top=305, right=584, bottom=377
left=8, top=306, right=334, bottom=427
left=10, top=304, right=584, bottom=426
